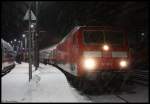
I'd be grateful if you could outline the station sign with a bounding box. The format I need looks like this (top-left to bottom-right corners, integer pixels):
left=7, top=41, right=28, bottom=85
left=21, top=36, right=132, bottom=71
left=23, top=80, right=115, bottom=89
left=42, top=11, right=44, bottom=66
left=24, top=9, right=37, bottom=21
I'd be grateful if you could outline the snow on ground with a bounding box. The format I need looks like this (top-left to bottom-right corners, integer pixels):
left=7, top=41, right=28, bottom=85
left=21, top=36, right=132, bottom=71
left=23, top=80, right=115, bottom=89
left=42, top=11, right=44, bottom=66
left=2, top=62, right=90, bottom=102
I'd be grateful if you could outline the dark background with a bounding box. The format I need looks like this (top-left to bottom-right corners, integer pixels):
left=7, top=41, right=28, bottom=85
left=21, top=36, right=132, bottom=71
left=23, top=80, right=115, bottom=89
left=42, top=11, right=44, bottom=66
left=1, top=1, right=149, bottom=49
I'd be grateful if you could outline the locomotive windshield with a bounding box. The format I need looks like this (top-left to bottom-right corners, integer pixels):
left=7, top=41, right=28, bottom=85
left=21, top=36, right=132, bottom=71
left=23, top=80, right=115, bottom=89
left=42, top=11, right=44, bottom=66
left=84, top=31, right=104, bottom=44
left=83, top=31, right=124, bottom=45
left=105, top=31, right=124, bottom=44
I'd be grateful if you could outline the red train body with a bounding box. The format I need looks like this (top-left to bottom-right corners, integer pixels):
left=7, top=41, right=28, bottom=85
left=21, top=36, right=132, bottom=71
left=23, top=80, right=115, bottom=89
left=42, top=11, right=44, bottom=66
left=40, top=26, right=131, bottom=79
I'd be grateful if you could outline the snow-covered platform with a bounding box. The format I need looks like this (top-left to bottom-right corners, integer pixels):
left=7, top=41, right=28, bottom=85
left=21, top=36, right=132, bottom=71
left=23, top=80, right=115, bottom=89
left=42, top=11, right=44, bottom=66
left=2, top=62, right=90, bottom=102
left=2, top=62, right=149, bottom=103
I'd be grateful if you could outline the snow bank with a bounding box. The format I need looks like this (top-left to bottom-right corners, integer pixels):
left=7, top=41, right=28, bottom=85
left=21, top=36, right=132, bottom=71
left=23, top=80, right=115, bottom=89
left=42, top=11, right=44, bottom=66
left=2, top=63, right=90, bottom=102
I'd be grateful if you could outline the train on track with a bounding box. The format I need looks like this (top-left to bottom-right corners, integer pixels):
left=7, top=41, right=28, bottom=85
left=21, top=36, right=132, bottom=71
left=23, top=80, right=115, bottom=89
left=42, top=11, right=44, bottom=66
left=40, top=26, right=132, bottom=90
left=1, top=39, right=16, bottom=76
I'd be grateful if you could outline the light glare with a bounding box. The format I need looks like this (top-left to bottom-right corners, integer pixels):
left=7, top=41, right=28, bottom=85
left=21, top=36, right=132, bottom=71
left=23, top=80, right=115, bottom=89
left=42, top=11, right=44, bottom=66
left=84, top=58, right=96, bottom=71
left=103, top=44, right=109, bottom=51
left=22, top=34, right=26, bottom=38
left=120, top=60, right=127, bottom=68
left=30, top=24, right=34, bottom=28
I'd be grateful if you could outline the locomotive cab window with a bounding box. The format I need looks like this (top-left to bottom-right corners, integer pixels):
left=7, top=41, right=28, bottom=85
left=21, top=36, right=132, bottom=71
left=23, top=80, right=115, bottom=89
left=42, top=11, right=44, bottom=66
left=83, top=31, right=104, bottom=44
left=105, top=31, right=124, bottom=45
left=83, top=30, right=124, bottom=45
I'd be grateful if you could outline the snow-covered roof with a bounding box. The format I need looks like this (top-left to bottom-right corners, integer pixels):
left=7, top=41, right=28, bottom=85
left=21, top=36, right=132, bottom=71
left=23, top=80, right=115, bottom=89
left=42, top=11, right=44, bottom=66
left=40, top=44, right=57, bottom=53
left=1, top=39, right=14, bottom=52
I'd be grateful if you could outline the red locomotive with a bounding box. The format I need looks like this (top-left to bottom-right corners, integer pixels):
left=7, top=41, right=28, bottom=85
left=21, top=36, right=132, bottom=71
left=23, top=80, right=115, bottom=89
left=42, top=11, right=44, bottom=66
left=40, top=26, right=131, bottom=84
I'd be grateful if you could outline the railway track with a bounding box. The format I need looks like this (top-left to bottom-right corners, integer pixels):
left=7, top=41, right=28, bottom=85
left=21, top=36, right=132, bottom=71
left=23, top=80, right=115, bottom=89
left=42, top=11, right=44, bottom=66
left=52, top=64, right=148, bottom=102
left=114, top=94, right=129, bottom=103
left=79, top=79, right=133, bottom=102
left=86, top=93, right=129, bottom=103
left=132, top=68, right=149, bottom=85
left=2, top=65, right=15, bottom=77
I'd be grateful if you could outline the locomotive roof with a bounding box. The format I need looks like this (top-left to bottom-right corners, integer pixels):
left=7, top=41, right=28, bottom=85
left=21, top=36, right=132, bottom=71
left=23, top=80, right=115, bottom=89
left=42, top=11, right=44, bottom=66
left=40, top=44, right=57, bottom=52
left=75, top=26, right=124, bottom=30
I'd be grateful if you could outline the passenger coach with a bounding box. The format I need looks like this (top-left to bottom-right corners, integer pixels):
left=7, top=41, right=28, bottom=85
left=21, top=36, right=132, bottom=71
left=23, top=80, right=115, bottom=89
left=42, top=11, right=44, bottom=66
left=2, top=39, right=16, bottom=76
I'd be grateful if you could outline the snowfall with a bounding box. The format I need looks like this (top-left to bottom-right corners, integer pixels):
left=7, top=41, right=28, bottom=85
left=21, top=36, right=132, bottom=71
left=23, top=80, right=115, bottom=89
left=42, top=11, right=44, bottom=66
left=2, top=62, right=149, bottom=103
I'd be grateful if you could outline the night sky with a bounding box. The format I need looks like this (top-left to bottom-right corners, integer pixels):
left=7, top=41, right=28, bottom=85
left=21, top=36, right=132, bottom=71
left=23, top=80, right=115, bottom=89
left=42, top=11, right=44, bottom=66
left=1, top=1, right=149, bottom=49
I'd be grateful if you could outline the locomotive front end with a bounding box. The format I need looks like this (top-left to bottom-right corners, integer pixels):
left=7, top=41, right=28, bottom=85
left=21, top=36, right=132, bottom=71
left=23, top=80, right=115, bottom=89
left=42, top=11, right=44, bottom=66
left=81, top=50, right=130, bottom=72
left=78, top=27, right=130, bottom=78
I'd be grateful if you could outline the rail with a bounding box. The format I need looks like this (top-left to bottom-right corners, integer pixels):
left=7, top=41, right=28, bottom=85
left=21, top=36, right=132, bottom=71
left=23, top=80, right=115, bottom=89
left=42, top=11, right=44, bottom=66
left=132, top=68, right=149, bottom=85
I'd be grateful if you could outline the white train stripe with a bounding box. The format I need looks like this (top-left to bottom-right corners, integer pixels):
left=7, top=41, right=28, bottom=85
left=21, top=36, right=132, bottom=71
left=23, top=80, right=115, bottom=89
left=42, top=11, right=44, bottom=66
left=112, top=51, right=127, bottom=57
left=83, top=51, right=102, bottom=57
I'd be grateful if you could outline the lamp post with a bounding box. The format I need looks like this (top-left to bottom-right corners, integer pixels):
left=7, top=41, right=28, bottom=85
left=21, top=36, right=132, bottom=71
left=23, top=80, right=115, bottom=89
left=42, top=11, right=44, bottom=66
left=18, top=40, right=21, bottom=50
left=23, top=2, right=36, bottom=81
left=22, top=34, right=27, bottom=62
left=14, top=39, right=17, bottom=42
left=13, top=39, right=17, bottom=52
left=30, top=23, right=36, bottom=66
left=35, top=1, right=39, bottom=69
left=28, top=3, right=32, bottom=81
left=22, top=34, right=27, bottom=50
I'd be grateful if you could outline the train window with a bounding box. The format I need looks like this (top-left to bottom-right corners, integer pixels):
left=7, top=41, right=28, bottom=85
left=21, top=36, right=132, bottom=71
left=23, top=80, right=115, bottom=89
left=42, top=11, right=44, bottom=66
left=84, top=31, right=104, bottom=44
left=105, top=31, right=124, bottom=45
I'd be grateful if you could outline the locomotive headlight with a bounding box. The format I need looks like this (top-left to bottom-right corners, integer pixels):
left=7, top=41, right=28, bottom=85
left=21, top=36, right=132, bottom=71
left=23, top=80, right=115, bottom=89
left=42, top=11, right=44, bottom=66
left=83, top=58, right=96, bottom=71
left=119, top=60, right=128, bottom=68
left=103, top=44, right=109, bottom=51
